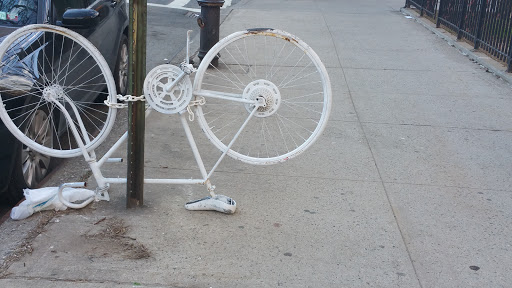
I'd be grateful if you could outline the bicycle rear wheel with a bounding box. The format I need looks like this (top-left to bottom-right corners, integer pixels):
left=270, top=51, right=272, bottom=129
left=0, top=24, right=117, bottom=158
left=193, top=29, right=332, bottom=165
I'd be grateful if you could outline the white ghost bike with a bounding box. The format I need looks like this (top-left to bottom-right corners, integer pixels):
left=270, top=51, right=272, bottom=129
left=0, top=24, right=331, bottom=213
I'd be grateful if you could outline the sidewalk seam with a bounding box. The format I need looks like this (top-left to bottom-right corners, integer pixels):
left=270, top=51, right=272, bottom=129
left=319, top=7, right=425, bottom=288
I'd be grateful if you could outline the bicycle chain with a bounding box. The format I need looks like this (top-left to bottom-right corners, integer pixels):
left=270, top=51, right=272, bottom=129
left=104, top=94, right=146, bottom=108
left=186, top=97, right=206, bottom=121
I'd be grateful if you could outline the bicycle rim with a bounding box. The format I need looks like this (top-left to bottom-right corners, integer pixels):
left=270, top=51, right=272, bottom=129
left=0, top=24, right=117, bottom=158
left=193, top=29, right=332, bottom=165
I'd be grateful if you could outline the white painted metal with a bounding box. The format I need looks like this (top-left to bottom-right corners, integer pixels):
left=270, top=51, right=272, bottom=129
left=242, top=79, right=281, bottom=117
left=193, top=90, right=255, bottom=104
left=180, top=113, right=209, bottom=180
left=186, top=30, right=192, bottom=64
left=1, top=27, right=332, bottom=212
left=184, top=194, right=236, bottom=214
left=57, top=182, right=95, bottom=209
left=206, top=102, right=261, bottom=179
left=49, top=99, right=94, bottom=162
left=143, top=64, right=192, bottom=114
left=98, top=132, right=128, bottom=166
left=43, top=97, right=111, bottom=194
left=193, top=29, right=332, bottom=165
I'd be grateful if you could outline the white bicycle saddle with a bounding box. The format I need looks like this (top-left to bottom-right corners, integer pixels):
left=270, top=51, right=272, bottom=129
left=185, top=195, right=236, bottom=214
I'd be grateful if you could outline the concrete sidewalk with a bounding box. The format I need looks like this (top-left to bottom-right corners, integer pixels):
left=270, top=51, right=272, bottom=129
left=1, top=0, right=512, bottom=287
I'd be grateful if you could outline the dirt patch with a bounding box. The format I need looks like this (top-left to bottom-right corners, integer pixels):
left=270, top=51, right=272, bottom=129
left=83, top=217, right=151, bottom=260
left=0, top=214, right=150, bottom=279
left=0, top=211, right=56, bottom=278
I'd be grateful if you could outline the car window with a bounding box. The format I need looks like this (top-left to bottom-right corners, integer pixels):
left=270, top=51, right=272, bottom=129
left=0, top=0, right=38, bottom=27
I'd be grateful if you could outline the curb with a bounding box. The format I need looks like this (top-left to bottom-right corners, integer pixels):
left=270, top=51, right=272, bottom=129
left=400, top=7, right=512, bottom=86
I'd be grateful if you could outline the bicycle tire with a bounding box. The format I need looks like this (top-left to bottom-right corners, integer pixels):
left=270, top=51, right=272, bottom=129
left=193, top=28, right=332, bottom=165
left=0, top=24, right=117, bottom=158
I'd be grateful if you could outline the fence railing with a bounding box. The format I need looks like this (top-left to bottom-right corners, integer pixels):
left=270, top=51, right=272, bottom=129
left=406, top=0, right=439, bottom=18
left=405, top=0, right=512, bottom=72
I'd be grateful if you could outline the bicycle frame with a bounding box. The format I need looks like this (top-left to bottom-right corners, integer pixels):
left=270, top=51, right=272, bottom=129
left=54, top=73, right=264, bottom=206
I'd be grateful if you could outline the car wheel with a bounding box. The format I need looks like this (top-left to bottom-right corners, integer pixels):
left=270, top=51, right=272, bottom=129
left=3, top=142, right=26, bottom=206
left=21, top=107, right=53, bottom=188
left=3, top=104, right=54, bottom=205
left=114, top=34, right=129, bottom=96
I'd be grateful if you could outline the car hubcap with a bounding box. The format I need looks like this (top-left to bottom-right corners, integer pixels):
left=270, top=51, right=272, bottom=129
left=22, top=109, right=52, bottom=187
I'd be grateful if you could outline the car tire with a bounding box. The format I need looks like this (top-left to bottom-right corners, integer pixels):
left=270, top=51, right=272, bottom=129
left=3, top=142, right=26, bottom=206
left=114, top=34, right=129, bottom=96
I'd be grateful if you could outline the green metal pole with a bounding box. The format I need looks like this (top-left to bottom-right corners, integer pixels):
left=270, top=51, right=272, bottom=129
left=127, top=0, right=147, bottom=208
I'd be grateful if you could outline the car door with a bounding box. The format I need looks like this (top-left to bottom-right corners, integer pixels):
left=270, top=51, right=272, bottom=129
left=84, top=0, right=126, bottom=70
left=51, top=0, right=126, bottom=70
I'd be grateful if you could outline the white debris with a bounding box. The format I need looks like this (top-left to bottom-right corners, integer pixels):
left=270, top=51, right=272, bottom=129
left=10, top=187, right=95, bottom=220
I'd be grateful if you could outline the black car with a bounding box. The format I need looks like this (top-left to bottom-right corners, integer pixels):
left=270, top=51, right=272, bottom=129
left=0, top=0, right=129, bottom=205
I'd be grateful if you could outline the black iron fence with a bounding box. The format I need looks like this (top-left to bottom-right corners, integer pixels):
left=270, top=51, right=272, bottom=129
left=406, top=0, right=439, bottom=18
left=405, top=0, right=512, bottom=72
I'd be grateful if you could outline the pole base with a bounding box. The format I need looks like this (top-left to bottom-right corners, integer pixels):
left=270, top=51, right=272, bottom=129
left=185, top=195, right=236, bottom=214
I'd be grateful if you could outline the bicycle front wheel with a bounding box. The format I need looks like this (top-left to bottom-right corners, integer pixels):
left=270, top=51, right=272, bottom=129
left=0, top=24, right=117, bottom=158
left=193, top=29, right=332, bottom=165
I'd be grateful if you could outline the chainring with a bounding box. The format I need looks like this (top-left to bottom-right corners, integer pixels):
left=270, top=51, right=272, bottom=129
left=143, top=64, right=193, bottom=114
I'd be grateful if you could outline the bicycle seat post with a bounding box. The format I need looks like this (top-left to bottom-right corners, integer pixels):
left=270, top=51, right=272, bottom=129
left=186, top=30, right=192, bottom=65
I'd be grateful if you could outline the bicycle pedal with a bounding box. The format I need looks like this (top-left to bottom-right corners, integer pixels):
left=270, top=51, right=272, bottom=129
left=185, top=195, right=236, bottom=214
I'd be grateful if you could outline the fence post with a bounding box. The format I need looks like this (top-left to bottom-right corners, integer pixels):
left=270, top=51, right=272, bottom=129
left=457, top=0, right=468, bottom=40
left=473, top=0, right=487, bottom=49
left=404, top=0, right=410, bottom=8
left=420, top=0, right=426, bottom=16
left=508, top=37, right=512, bottom=72
left=436, top=0, right=444, bottom=28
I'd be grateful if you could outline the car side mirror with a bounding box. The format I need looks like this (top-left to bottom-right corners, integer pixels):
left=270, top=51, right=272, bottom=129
left=61, top=9, right=100, bottom=29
